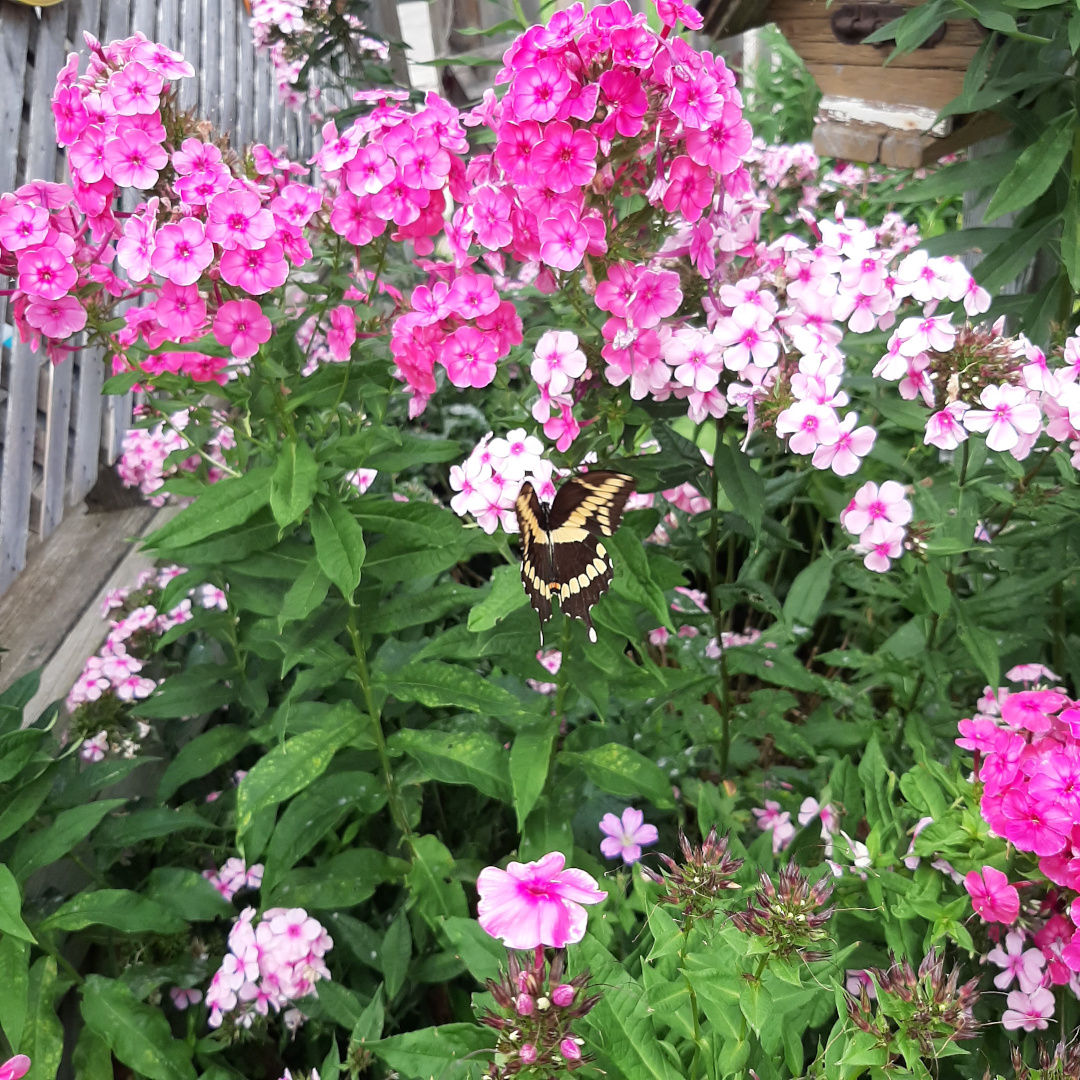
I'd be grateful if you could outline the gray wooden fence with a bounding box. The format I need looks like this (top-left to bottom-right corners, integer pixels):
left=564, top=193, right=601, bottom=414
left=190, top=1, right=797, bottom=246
left=0, top=0, right=316, bottom=597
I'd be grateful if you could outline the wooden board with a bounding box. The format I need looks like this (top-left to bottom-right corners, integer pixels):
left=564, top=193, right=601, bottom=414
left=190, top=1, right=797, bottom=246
left=0, top=504, right=168, bottom=711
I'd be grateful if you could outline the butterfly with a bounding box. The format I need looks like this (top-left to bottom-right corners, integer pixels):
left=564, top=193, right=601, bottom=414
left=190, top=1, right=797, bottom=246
left=514, top=471, right=636, bottom=643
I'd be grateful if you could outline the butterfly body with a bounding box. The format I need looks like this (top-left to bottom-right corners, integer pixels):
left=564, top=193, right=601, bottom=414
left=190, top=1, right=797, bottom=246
left=514, top=471, right=635, bottom=643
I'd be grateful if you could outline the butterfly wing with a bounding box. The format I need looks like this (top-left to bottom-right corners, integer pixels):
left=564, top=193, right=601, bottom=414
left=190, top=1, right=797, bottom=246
left=543, top=472, right=636, bottom=642
left=550, top=472, right=636, bottom=538
left=515, top=481, right=554, bottom=638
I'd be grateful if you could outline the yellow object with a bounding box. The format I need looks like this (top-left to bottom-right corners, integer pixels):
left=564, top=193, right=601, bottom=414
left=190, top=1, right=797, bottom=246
left=8, top=0, right=67, bottom=6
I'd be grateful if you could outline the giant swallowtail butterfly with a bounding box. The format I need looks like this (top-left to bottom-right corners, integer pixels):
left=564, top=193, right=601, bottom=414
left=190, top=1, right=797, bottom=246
left=515, top=471, right=636, bottom=643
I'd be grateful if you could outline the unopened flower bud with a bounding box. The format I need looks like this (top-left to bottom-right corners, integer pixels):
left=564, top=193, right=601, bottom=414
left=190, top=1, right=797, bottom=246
left=559, top=1038, right=582, bottom=1062
left=515, top=993, right=534, bottom=1017
left=519, top=1045, right=537, bottom=1066
left=535, top=996, right=550, bottom=1011
left=551, top=984, right=575, bottom=1007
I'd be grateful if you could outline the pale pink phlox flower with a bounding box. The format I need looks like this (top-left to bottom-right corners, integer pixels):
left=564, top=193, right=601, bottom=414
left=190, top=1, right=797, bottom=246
left=855, top=519, right=905, bottom=573
left=840, top=480, right=912, bottom=535
left=752, top=800, right=795, bottom=853
left=988, top=931, right=1047, bottom=992
left=599, top=807, right=659, bottom=864
left=476, top=852, right=606, bottom=949
left=963, top=383, right=1042, bottom=453
left=812, top=412, right=875, bottom=476
left=1002, top=987, right=1055, bottom=1032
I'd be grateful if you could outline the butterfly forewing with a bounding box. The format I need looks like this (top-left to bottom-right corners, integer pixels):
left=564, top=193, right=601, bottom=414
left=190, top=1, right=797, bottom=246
left=514, top=472, right=635, bottom=642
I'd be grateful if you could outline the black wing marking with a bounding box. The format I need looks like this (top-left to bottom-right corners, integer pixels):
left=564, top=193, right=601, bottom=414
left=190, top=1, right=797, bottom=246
left=515, top=481, right=554, bottom=639
left=551, top=531, right=612, bottom=643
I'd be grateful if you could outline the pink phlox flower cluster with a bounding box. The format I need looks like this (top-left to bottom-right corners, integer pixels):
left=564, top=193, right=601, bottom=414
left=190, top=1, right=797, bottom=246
left=117, top=409, right=234, bottom=504
left=704, top=626, right=762, bottom=658
left=449, top=430, right=554, bottom=534
left=839, top=480, right=912, bottom=573
left=527, top=648, right=562, bottom=695
left=206, top=907, right=333, bottom=1029
left=531, top=330, right=589, bottom=451
left=203, top=857, right=265, bottom=901
left=956, top=678, right=1080, bottom=983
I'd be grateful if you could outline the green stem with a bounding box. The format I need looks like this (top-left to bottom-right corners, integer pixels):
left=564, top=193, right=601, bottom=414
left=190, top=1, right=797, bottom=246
left=347, top=608, right=412, bottom=838
left=957, top=439, right=971, bottom=487
left=678, top=915, right=704, bottom=1080
left=709, top=464, right=733, bottom=775
left=552, top=616, right=574, bottom=721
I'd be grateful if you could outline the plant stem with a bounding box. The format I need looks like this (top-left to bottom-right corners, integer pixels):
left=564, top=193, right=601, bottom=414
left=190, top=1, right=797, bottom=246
left=552, top=616, right=573, bottom=721
left=679, top=915, right=704, bottom=1080
left=347, top=608, right=412, bottom=838
left=709, top=463, right=733, bottom=774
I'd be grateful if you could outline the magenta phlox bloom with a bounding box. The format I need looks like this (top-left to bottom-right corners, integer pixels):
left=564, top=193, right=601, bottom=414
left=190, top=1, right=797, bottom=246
left=964, top=866, right=1020, bottom=924
left=476, top=851, right=606, bottom=949
left=0, top=1057, right=31, bottom=1080
left=599, top=807, right=659, bottom=864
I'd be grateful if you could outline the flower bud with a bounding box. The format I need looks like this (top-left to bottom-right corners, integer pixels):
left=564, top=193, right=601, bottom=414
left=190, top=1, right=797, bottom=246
left=515, top=993, right=534, bottom=1017
left=559, top=1038, right=582, bottom=1062
left=551, top=984, right=575, bottom=1007
left=519, top=1045, right=537, bottom=1066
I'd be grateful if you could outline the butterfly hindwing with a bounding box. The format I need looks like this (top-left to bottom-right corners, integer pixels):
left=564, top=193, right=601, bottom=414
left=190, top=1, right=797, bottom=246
left=514, top=472, right=636, bottom=643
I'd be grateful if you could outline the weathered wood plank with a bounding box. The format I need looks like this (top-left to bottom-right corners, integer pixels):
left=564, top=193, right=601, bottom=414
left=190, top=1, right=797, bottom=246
left=132, top=0, right=157, bottom=37
left=253, top=48, right=272, bottom=145
left=39, top=352, right=73, bottom=538
left=179, top=0, right=201, bottom=110
left=236, top=3, right=255, bottom=149
left=220, top=0, right=238, bottom=141
left=0, top=502, right=161, bottom=696
left=157, top=0, right=181, bottom=49
left=69, top=346, right=105, bottom=506
left=201, top=0, right=223, bottom=126
left=0, top=341, right=44, bottom=593
left=103, top=0, right=132, bottom=49
left=0, top=7, right=32, bottom=195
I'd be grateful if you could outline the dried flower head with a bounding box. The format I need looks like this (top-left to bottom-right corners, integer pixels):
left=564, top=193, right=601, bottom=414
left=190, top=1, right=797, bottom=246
left=641, top=827, right=743, bottom=919
left=730, top=863, right=834, bottom=960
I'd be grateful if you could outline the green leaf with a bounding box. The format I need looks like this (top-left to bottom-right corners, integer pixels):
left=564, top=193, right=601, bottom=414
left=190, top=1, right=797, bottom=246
left=262, top=771, right=386, bottom=891
left=714, top=443, right=765, bottom=538
left=381, top=662, right=532, bottom=724
left=236, top=702, right=365, bottom=839
left=0, top=731, right=45, bottom=783
left=271, top=440, right=319, bottom=528
left=382, top=912, right=412, bottom=1000
left=407, top=834, right=468, bottom=929
left=510, top=721, right=557, bottom=831
left=0, top=775, right=54, bottom=843
left=311, top=496, right=366, bottom=600
left=370, top=1025, right=493, bottom=1080
left=144, top=868, right=235, bottom=922
left=9, top=799, right=126, bottom=883
left=390, top=729, right=511, bottom=802
left=467, top=564, right=529, bottom=631
left=73, top=1025, right=114, bottom=1080
left=363, top=435, right=461, bottom=472
left=782, top=558, right=832, bottom=627
left=573, top=935, right=682, bottom=1080
left=376, top=584, right=476, bottom=634
left=1065, top=187, right=1080, bottom=290
left=158, top=725, right=251, bottom=801
left=20, top=957, right=63, bottom=1080
left=350, top=986, right=385, bottom=1046
left=0, top=936, right=30, bottom=1051
left=80, top=975, right=196, bottom=1080
left=437, top=916, right=506, bottom=984
left=985, top=112, right=1075, bottom=221
left=272, top=848, right=408, bottom=909
left=0, top=865, right=35, bottom=944
left=279, top=558, right=332, bottom=629
left=94, top=807, right=212, bottom=849
left=561, top=744, right=674, bottom=809
left=955, top=602, right=1000, bottom=689
left=41, top=890, right=187, bottom=934
left=606, top=529, right=672, bottom=631
left=130, top=667, right=237, bottom=719
left=145, top=467, right=273, bottom=550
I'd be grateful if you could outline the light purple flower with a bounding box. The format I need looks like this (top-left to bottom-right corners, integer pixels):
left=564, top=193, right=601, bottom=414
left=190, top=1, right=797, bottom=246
left=599, top=807, right=659, bottom=864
